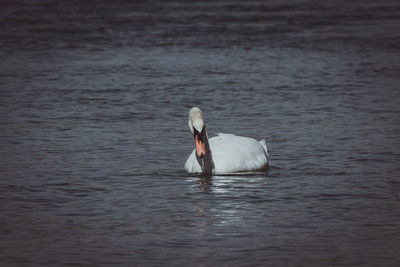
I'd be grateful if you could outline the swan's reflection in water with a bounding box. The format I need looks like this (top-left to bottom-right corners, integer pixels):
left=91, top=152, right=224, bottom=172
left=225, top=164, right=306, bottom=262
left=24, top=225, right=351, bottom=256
left=196, top=172, right=270, bottom=193
left=197, top=175, right=213, bottom=193
left=190, top=173, right=270, bottom=236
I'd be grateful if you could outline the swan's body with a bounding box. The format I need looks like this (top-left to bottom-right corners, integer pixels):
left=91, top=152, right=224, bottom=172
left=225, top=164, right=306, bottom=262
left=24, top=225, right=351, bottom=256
left=184, top=107, right=269, bottom=174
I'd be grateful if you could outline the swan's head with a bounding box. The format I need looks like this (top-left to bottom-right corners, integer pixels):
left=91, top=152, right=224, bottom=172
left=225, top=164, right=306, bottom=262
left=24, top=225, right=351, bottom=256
left=188, top=107, right=207, bottom=158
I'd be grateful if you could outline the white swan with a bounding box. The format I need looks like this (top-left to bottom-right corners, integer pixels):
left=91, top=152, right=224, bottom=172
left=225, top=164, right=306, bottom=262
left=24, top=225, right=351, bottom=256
left=184, top=107, right=269, bottom=174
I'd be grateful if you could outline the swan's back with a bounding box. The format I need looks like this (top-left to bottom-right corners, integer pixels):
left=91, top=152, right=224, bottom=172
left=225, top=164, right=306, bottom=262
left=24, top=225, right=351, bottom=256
left=210, top=133, right=268, bottom=173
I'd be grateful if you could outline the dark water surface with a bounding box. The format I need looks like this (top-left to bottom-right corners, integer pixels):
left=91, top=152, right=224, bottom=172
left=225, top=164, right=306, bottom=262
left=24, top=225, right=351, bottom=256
left=1, top=0, right=400, bottom=266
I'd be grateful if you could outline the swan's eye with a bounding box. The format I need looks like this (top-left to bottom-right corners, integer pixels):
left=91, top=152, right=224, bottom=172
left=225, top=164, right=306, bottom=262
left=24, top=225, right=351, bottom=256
left=200, top=127, right=206, bottom=137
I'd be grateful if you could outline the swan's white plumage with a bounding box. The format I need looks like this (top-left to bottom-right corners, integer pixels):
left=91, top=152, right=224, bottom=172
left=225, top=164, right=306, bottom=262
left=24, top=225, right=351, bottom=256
left=188, top=107, right=204, bottom=134
left=184, top=133, right=269, bottom=174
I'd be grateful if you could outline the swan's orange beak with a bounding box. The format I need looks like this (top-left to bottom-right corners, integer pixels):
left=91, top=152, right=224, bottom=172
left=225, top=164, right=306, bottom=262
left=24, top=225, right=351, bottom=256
left=195, top=135, right=206, bottom=158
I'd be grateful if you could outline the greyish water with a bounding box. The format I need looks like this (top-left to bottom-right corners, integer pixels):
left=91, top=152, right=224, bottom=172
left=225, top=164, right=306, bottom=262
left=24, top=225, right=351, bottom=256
left=1, top=0, right=400, bottom=266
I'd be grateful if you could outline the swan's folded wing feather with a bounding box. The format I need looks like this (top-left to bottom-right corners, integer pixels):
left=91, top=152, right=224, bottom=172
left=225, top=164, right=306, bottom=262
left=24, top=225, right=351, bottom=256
left=209, top=133, right=269, bottom=174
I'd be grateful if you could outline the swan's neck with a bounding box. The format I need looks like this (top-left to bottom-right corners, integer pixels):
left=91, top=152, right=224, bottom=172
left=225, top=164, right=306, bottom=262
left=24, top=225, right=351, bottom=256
left=197, top=132, right=214, bottom=174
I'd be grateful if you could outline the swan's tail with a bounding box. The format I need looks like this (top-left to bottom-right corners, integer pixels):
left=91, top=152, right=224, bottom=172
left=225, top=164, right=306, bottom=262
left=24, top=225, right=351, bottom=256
left=259, top=139, right=270, bottom=165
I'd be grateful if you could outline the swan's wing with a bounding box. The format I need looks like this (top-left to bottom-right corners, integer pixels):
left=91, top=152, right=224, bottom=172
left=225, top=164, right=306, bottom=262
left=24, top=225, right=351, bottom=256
left=210, top=133, right=269, bottom=174
left=259, top=139, right=269, bottom=163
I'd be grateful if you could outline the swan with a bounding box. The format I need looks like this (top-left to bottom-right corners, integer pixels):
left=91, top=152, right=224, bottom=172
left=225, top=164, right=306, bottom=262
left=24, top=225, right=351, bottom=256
left=184, top=107, right=269, bottom=174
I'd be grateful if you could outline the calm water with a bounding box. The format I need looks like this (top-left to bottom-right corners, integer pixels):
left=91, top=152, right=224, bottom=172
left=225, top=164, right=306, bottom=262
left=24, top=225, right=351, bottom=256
left=1, top=0, right=400, bottom=266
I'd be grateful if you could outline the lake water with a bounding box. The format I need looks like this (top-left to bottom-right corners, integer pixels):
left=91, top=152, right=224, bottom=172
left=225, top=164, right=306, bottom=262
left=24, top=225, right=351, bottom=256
left=1, top=0, right=400, bottom=266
